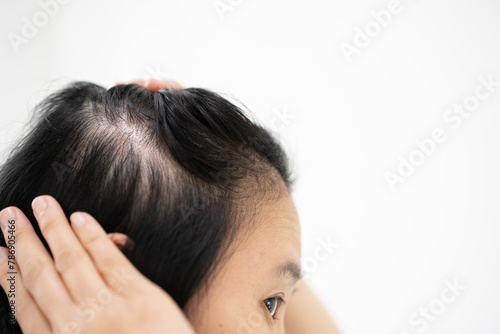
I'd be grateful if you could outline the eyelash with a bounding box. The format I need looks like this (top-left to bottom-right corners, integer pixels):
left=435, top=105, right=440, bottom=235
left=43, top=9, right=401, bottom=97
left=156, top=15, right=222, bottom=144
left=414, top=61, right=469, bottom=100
left=264, top=295, right=286, bottom=321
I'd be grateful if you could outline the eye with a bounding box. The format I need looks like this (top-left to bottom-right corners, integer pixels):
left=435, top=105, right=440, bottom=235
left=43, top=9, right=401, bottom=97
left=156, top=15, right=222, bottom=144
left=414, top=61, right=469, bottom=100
left=264, top=296, right=286, bottom=320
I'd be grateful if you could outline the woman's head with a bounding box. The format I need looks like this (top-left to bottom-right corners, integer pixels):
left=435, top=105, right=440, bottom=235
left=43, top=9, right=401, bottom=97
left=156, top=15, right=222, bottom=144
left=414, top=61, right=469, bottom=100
left=0, top=82, right=301, bottom=333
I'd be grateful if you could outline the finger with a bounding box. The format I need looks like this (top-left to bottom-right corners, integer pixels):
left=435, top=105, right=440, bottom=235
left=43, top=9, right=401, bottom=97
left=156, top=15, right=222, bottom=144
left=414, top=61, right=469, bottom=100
left=145, top=79, right=184, bottom=91
left=0, top=247, right=51, bottom=333
left=114, top=80, right=147, bottom=87
left=0, top=206, right=75, bottom=327
left=31, top=196, right=108, bottom=303
left=108, top=233, right=136, bottom=253
left=108, top=233, right=128, bottom=250
left=128, top=80, right=146, bottom=86
left=116, top=79, right=184, bottom=91
left=70, top=212, right=143, bottom=295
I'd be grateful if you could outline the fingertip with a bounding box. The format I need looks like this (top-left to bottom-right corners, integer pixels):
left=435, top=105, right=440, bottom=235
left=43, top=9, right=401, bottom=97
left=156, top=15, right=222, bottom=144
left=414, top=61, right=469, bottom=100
left=0, top=206, right=16, bottom=223
left=70, top=212, right=92, bottom=230
left=109, top=233, right=127, bottom=249
left=32, top=195, right=62, bottom=218
left=70, top=212, right=106, bottom=235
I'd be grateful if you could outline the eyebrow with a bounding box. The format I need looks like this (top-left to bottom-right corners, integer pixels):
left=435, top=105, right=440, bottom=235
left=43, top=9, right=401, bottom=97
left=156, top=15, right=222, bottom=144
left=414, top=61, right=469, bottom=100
left=272, top=260, right=303, bottom=284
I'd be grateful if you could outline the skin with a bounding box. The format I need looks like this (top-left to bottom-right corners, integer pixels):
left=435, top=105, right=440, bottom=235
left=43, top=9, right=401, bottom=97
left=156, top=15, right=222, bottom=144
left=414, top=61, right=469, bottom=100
left=122, top=78, right=341, bottom=333
left=0, top=79, right=341, bottom=333
left=184, top=183, right=302, bottom=334
left=0, top=196, right=195, bottom=334
left=111, top=191, right=341, bottom=334
left=0, top=191, right=340, bottom=334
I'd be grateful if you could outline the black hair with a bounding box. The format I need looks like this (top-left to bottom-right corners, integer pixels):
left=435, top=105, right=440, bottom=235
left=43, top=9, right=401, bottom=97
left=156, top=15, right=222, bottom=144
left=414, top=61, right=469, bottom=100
left=0, top=81, right=294, bottom=333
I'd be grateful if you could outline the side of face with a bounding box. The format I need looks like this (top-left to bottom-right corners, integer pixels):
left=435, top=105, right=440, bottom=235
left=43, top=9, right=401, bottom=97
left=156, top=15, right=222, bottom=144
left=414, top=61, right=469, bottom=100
left=185, top=189, right=302, bottom=334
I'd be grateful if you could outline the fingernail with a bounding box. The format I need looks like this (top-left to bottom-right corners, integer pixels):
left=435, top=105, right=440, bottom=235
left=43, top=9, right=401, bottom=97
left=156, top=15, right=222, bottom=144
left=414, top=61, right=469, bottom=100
left=72, top=213, right=86, bottom=228
left=0, top=207, right=15, bottom=233
left=0, top=207, right=14, bottom=222
left=32, top=197, right=47, bottom=217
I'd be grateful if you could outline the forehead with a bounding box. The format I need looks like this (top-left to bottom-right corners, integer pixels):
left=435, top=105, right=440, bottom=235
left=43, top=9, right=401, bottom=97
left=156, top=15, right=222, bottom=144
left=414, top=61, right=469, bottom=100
left=232, top=189, right=302, bottom=275
left=251, top=191, right=301, bottom=251
left=183, top=189, right=302, bottom=331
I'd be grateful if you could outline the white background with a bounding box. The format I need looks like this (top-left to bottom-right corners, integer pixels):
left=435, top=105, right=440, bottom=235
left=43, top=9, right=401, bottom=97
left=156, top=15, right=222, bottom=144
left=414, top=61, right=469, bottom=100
left=2, top=1, right=500, bottom=333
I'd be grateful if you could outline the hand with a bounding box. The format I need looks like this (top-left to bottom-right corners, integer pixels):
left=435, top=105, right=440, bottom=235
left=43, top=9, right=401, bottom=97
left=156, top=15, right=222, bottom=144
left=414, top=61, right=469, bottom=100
left=115, top=79, right=185, bottom=91
left=0, top=195, right=195, bottom=334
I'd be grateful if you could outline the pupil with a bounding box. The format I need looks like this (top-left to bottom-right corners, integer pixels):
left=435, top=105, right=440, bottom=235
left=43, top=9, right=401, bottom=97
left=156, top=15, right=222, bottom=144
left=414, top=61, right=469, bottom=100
left=266, top=298, right=277, bottom=315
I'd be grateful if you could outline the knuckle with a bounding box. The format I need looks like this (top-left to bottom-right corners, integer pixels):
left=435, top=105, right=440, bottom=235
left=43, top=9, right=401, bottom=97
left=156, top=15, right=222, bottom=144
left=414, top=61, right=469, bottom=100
left=54, top=319, right=82, bottom=334
left=38, top=215, right=58, bottom=237
left=100, top=255, right=121, bottom=272
left=13, top=226, right=28, bottom=240
left=54, top=248, right=85, bottom=273
left=83, top=231, right=104, bottom=249
left=20, top=256, right=46, bottom=290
